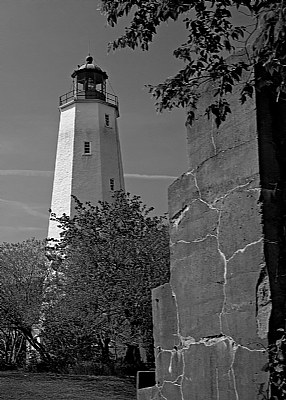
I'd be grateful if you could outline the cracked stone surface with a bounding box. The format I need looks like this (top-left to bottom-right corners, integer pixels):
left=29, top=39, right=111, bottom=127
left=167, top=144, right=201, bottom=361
left=137, top=54, right=270, bottom=400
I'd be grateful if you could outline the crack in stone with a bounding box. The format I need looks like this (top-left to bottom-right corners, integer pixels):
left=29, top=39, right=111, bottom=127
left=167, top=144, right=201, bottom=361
left=159, top=389, right=168, bottom=400
left=192, top=233, right=217, bottom=243
left=229, top=341, right=239, bottom=400
left=216, top=181, right=256, bottom=202
left=226, top=238, right=263, bottom=263
left=171, top=237, right=263, bottom=269
left=161, top=378, right=182, bottom=385
left=218, top=247, right=228, bottom=333
left=216, top=367, right=220, bottom=400
left=192, top=137, right=257, bottom=173
left=190, top=169, right=255, bottom=211
left=198, top=335, right=229, bottom=346
left=171, top=288, right=181, bottom=342
left=174, top=374, right=183, bottom=385
left=168, top=351, right=173, bottom=374
left=247, top=187, right=260, bottom=193
left=180, top=336, right=196, bottom=348
left=180, top=353, right=185, bottom=400
left=170, top=235, right=216, bottom=247
left=178, top=334, right=265, bottom=351
left=210, top=116, right=217, bottom=156
left=238, top=344, right=265, bottom=353
left=172, top=205, right=191, bottom=230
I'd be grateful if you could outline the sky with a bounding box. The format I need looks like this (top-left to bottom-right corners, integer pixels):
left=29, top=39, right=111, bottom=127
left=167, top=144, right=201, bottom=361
left=0, top=0, right=188, bottom=243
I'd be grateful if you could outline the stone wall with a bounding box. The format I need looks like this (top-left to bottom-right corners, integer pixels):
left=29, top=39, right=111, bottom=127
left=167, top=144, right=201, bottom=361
left=140, top=59, right=277, bottom=399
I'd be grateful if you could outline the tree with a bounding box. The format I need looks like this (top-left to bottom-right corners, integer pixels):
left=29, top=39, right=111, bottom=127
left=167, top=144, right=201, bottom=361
left=46, top=191, right=170, bottom=370
left=0, top=327, right=26, bottom=369
left=100, top=0, right=286, bottom=126
left=0, top=238, right=50, bottom=366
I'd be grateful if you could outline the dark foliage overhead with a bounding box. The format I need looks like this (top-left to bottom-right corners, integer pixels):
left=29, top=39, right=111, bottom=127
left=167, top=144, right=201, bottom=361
left=100, top=0, right=286, bottom=126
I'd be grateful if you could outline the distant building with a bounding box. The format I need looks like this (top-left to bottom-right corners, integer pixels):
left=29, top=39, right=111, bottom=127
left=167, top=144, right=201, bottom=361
left=48, top=55, right=125, bottom=240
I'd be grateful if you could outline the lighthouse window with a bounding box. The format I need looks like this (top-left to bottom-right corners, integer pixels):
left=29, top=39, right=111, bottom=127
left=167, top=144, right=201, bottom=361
left=105, top=114, right=110, bottom=127
left=87, top=78, right=95, bottom=90
left=84, top=141, right=91, bottom=154
left=110, top=178, right=115, bottom=191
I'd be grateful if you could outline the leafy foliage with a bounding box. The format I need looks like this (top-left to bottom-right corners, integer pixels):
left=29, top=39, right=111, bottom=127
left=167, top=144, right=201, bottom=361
left=0, top=238, right=50, bottom=364
left=100, top=0, right=286, bottom=126
left=268, top=330, right=286, bottom=399
left=0, top=238, right=48, bottom=330
left=46, top=191, right=170, bottom=368
left=0, top=327, right=26, bottom=369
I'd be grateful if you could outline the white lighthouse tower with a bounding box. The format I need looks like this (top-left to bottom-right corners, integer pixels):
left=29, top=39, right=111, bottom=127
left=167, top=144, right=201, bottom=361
left=48, top=55, right=125, bottom=240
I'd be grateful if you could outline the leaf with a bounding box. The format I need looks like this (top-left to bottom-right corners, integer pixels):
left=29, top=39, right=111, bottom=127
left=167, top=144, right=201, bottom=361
left=240, top=82, right=254, bottom=104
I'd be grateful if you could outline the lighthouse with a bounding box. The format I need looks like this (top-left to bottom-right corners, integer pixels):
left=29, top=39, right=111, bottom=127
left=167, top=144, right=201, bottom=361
left=48, top=56, right=125, bottom=240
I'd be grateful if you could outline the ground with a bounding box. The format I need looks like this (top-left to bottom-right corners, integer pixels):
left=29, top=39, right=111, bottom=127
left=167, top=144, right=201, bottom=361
left=0, top=371, right=136, bottom=400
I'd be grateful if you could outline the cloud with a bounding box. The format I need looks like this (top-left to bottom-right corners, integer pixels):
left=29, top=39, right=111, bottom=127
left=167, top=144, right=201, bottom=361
left=0, top=170, right=53, bottom=177
left=0, top=170, right=177, bottom=180
left=124, top=173, right=177, bottom=180
left=0, top=198, right=48, bottom=219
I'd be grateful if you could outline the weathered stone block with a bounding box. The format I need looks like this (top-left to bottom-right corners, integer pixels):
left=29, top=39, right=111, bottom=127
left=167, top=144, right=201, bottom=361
left=161, top=381, right=182, bottom=400
left=222, top=272, right=260, bottom=345
left=195, top=142, right=260, bottom=204
left=187, top=56, right=256, bottom=171
left=233, top=346, right=268, bottom=400
left=137, top=385, right=161, bottom=400
left=152, top=283, right=179, bottom=351
left=220, top=243, right=268, bottom=346
left=170, top=199, right=218, bottom=247
left=218, top=188, right=262, bottom=260
left=168, top=173, right=199, bottom=220
left=182, top=339, right=238, bottom=400
left=188, top=98, right=257, bottom=173
left=214, top=102, right=257, bottom=154
left=156, top=350, right=184, bottom=385
left=170, top=237, right=224, bottom=339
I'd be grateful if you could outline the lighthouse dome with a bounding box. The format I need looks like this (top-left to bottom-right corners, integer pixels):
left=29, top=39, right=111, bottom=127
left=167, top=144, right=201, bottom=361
left=78, top=56, right=103, bottom=72
left=71, top=55, right=108, bottom=80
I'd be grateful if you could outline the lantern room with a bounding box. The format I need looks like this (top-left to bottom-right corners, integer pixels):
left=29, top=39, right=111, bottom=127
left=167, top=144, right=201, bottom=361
left=59, top=56, right=118, bottom=109
left=71, top=55, right=108, bottom=100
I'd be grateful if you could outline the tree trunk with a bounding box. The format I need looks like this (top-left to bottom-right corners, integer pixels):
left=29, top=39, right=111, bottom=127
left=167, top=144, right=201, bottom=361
left=124, top=344, right=141, bottom=367
left=21, top=327, right=51, bottom=365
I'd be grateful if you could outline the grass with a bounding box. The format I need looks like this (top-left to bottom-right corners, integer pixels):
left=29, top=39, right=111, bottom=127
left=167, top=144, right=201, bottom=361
left=0, top=371, right=136, bottom=400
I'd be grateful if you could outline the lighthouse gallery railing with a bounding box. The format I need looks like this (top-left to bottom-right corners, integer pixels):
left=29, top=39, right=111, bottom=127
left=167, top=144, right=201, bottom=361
left=59, top=89, right=118, bottom=108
